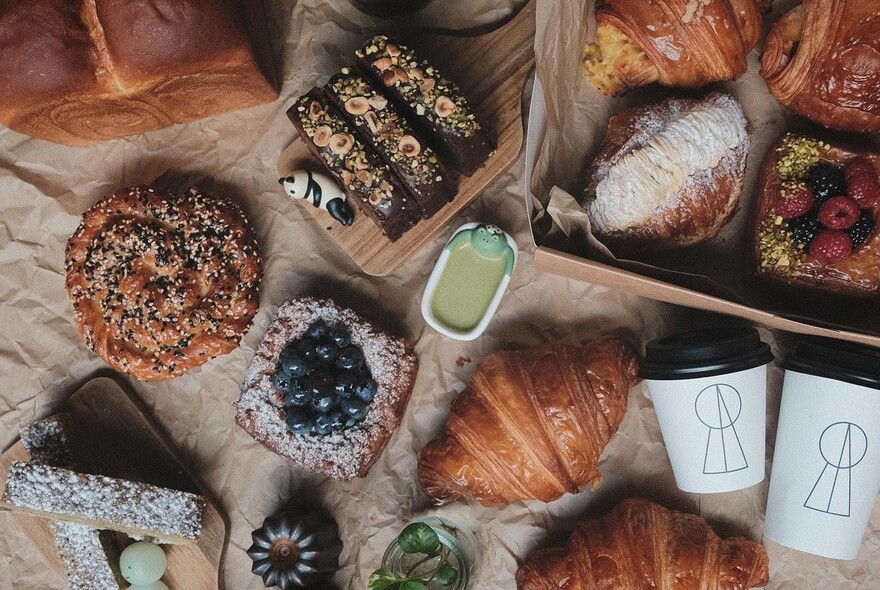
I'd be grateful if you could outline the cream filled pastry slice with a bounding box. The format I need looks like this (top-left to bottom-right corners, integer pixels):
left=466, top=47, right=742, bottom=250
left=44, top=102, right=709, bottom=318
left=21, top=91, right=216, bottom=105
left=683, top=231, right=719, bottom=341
left=584, top=92, right=749, bottom=252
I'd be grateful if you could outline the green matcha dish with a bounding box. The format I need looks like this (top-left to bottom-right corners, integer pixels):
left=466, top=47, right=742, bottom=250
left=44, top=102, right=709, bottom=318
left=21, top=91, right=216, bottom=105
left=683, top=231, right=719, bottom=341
left=421, top=223, right=516, bottom=341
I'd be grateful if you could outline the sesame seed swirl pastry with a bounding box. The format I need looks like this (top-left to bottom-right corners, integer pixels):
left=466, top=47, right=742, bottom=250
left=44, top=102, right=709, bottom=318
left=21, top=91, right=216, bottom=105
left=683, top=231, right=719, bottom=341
left=324, top=69, right=457, bottom=219
left=357, top=35, right=495, bottom=176
left=287, top=88, right=420, bottom=241
left=64, top=184, right=262, bottom=381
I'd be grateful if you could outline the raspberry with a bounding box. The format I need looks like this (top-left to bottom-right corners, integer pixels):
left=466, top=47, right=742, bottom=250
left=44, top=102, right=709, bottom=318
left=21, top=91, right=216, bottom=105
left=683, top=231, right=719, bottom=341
left=847, top=211, right=876, bottom=249
left=845, top=157, right=880, bottom=209
left=789, top=215, right=821, bottom=246
left=810, top=229, right=852, bottom=264
left=806, top=163, right=846, bottom=204
left=818, top=196, right=860, bottom=229
left=775, top=185, right=814, bottom=219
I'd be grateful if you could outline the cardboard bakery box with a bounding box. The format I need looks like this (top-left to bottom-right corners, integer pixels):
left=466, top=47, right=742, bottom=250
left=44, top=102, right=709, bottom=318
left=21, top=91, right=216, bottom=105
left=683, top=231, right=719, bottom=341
left=524, top=69, right=880, bottom=348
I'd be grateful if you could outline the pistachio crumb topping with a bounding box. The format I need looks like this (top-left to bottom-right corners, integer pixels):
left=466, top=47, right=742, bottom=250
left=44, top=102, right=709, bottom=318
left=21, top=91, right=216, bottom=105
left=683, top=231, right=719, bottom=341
left=776, top=134, right=826, bottom=180
left=758, top=212, right=806, bottom=276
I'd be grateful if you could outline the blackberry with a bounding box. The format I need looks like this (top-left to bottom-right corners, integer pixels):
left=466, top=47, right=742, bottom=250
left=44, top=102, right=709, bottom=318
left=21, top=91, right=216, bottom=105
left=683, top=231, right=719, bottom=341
left=806, top=163, right=846, bottom=204
left=789, top=215, right=821, bottom=246
left=847, top=211, right=876, bottom=249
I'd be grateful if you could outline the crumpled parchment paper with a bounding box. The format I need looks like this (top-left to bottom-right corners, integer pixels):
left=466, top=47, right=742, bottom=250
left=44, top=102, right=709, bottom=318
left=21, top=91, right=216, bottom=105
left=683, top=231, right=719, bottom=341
left=531, top=0, right=880, bottom=587
left=3, top=0, right=878, bottom=589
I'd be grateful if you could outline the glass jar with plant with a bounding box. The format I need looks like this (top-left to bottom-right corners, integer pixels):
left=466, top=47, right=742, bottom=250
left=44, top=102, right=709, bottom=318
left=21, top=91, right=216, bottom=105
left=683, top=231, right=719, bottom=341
left=368, top=520, right=472, bottom=590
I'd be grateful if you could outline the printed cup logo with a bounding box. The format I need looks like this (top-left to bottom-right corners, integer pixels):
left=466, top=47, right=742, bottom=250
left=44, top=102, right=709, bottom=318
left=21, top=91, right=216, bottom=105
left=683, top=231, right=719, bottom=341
left=804, top=422, right=868, bottom=517
left=695, top=384, right=748, bottom=474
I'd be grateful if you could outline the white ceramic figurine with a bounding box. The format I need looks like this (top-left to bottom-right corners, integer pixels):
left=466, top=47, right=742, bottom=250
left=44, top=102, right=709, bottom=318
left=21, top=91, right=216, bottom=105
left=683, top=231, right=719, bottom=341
left=279, top=170, right=354, bottom=226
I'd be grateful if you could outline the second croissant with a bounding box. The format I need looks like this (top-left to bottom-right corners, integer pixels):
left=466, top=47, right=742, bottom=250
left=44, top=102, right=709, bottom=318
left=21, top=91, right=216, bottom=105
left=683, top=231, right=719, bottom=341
left=417, top=337, right=640, bottom=506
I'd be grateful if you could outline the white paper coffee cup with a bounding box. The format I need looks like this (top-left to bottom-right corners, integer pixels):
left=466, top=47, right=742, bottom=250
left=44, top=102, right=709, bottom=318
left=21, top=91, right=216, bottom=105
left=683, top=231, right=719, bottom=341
left=642, top=328, right=772, bottom=494
left=765, top=339, right=880, bottom=560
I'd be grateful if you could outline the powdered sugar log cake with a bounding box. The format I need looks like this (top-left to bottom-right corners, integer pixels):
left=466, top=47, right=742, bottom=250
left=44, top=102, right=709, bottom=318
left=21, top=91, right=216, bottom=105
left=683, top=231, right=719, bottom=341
left=64, top=184, right=262, bottom=381
left=235, top=297, right=418, bottom=481
left=584, top=92, right=748, bottom=252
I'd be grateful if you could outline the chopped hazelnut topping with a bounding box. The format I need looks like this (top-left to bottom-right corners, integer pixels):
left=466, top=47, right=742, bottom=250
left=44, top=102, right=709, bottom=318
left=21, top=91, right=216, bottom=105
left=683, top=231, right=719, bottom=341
left=364, top=111, right=380, bottom=133
left=345, top=97, right=370, bottom=116
left=398, top=135, right=421, bottom=157
left=329, top=133, right=354, bottom=155
left=374, top=57, right=393, bottom=71
left=313, top=125, right=332, bottom=147
left=434, top=96, right=456, bottom=118
left=383, top=69, right=398, bottom=86
left=368, top=95, right=388, bottom=110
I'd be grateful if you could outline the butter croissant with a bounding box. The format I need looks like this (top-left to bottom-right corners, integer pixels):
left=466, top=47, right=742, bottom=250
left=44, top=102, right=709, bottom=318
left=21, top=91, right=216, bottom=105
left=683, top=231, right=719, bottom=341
left=760, top=0, right=880, bottom=133
left=584, top=0, right=769, bottom=96
left=516, top=498, right=770, bottom=590
left=417, top=337, right=639, bottom=506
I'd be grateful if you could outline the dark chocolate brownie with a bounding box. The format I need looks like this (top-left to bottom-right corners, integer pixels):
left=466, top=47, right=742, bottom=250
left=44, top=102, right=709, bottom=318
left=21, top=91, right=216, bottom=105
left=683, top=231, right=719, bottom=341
left=287, top=88, right=419, bottom=241
left=356, top=35, right=495, bottom=176
left=324, top=70, right=457, bottom=219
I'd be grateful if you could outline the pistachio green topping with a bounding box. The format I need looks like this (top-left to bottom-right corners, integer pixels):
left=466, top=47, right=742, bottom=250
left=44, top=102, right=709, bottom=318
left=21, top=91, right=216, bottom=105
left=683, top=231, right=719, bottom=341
left=776, top=134, right=827, bottom=180
left=758, top=212, right=805, bottom=276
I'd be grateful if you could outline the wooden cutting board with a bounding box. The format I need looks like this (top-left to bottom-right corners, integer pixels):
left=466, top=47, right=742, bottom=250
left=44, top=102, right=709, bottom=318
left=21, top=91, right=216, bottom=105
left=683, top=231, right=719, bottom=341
left=277, top=0, right=536, bottom=275
left=0, top=377, right=227, bottom=590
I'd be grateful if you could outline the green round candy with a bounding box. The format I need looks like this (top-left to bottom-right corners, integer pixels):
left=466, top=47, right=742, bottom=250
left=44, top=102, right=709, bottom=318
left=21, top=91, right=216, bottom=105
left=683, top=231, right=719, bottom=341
left=128, top=582, right=169, bottom=590
left=119, top=541, right=167, bottom=585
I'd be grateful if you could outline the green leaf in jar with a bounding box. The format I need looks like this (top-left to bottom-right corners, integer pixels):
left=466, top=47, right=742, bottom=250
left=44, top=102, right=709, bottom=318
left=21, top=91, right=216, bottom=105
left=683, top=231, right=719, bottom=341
left=398, top=522, right=440, bottom=554
left=367, top=568, right=401, bottom=590
left=399, top=581, right=429, bottom=590
left=435, top=564, right=459, bottom=586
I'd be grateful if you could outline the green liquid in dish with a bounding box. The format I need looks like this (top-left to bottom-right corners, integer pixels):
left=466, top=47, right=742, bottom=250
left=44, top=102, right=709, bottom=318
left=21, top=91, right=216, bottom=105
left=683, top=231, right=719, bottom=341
left=431, top=243, right=506, bottom=332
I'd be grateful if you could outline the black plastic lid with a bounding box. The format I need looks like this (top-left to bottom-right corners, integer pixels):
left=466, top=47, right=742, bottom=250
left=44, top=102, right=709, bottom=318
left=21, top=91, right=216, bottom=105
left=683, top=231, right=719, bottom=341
left=785, top=337, right=880, bottom=391
left=641, top=327, right=773, bottom=380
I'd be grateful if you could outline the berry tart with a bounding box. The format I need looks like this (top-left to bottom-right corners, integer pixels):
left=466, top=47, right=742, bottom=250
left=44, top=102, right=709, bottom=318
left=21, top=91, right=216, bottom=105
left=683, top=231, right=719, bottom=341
left=753, top=133, right=880, bottom=296
left=235, top=298, right=418, bottom=481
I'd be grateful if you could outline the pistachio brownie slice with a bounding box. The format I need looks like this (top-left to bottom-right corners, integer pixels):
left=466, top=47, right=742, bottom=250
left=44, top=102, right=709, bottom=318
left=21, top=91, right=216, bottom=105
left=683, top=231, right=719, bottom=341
left=356, top=35, right=495, bottom=176
left=324, top=69, right=457, bottom=219
left=287, top=88, right=419, bottom=241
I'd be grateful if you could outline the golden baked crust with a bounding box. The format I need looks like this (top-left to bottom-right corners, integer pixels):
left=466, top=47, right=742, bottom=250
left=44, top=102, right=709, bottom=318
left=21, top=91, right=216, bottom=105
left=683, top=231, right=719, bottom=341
left=0, top=0, right=277, bottom=146
left=760, top=0, right=880, bottom=133
left=235, top=298, right=419, bottom=481
left=516, top=498, right=769, bottom=590
left=753, top=135, right=880, bottom=296
left=583, top=0, right=768, bottom=95
left=64, top=184, right=262, bottom=381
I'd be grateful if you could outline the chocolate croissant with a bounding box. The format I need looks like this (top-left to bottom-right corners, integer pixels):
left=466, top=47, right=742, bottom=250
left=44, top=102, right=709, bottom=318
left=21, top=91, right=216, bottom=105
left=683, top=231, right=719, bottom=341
left=583, top=0, right=770, bottom=95
left=417, top=337, right=639, bottom=506
left=760, top=0, right=880, bottom=133
left=516, top=498, right=770, bottom=590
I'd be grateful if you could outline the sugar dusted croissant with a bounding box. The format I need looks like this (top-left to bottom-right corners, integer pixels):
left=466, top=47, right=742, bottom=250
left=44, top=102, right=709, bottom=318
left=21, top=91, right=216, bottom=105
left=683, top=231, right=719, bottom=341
left=760, top=0, right=880, bottom=133
left=417, top=337, right=639, bottom=506
left=516, top=498, right=770, bottom=590
left=583, top=0, right=769, bottom=96
left=584, top=92, right=749, bottom=252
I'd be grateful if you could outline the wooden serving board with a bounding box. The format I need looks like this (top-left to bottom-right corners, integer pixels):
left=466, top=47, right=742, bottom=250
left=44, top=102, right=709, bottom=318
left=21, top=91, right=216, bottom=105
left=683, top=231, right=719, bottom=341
left=278, top=0, right=536, bottom=275
left=0, top=377, right=227, bottom=590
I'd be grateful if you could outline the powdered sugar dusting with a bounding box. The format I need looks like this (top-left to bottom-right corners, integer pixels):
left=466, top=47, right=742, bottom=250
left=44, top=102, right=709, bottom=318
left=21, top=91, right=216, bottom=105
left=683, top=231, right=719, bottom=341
left=20, top=417, right=122, bottom=589
left=235, top=297, right=418, bottom=481
left=2, top=461, right=204, bottom=543
left=21, top=416, right=75, bottom=469
left=589, top=93, right=748, bottom=232
left=50, top=522, right=121, bottom=590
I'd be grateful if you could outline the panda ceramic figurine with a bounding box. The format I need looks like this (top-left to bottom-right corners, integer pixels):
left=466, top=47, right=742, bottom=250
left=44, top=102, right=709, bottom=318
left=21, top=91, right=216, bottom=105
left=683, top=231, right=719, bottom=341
left=279, top=171, right=355, bottom=226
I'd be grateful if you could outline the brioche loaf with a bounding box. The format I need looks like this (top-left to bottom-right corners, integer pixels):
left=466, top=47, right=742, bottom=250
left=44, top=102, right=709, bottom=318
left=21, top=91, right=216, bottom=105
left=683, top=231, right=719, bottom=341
left=0, top=0, right=277, bottom=146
